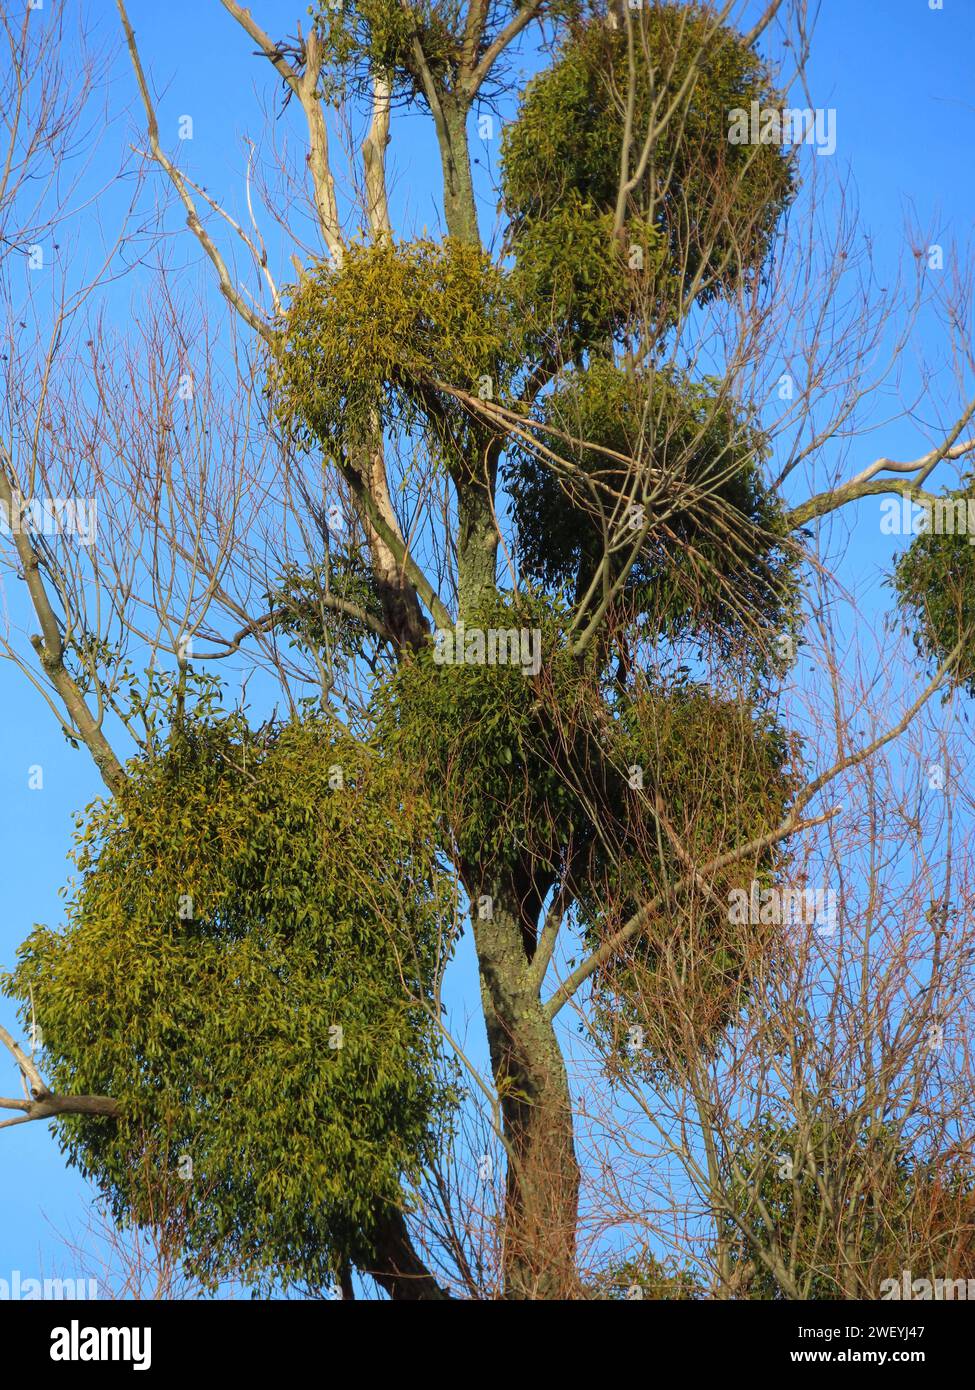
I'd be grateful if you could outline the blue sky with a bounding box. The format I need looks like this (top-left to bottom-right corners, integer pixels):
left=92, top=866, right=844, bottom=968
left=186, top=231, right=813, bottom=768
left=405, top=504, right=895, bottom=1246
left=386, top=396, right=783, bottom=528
left=1, top=0, right=973, bottom=1294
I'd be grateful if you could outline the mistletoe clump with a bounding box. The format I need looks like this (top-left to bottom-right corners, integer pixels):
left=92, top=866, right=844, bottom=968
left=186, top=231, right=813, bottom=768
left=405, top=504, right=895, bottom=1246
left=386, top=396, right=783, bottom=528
left=375, top=589, right=600, bottom=877
left=506, top=358, right=800, bottom=663
left=584, top=676, right=802, bottom=1069
left=271, top=236, right=519, bottom=466
left=507, top=192, right=670, bottom=350
left=501, top=5, right=795, bottom=343
left=377, top=588, right=801, bottom=1052
left=717, top=1113, right=975, bottom=1298
left=891, top=484, right=975, bottom=695
left=312, top=1, right=468, bottom=105
left=4, top=709, right=453, bottom=1294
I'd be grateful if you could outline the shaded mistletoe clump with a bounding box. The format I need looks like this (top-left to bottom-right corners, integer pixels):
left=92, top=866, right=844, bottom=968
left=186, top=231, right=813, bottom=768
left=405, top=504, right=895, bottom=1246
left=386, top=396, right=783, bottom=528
left=891, top=484, right=975, bottom=695
left=581, top=675, right=802, bottom=1070
left=504, top=358, right=800, bottom=664
left=501, top=4, right=796, bottom=347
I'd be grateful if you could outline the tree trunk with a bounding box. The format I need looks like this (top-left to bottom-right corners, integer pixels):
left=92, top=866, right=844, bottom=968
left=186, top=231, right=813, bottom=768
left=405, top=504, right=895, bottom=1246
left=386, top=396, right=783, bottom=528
left=473, top=889, right=581, bottom=1298
left=456, top=479, right=499, bottom=616
left=438, top=59, right=577, bottom=1279
left=438, top=96, right=480, bottom=245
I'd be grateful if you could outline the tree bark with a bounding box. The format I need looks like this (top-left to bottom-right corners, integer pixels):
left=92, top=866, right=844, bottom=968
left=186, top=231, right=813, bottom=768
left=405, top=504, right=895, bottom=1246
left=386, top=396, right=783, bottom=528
left=439, top=96, right=480, bottom=245
left=473, top=887, right=581, bottom=1299
left=366, top=1208, right=451, bottom=1301
left=456, top=478, right=499, bottom=616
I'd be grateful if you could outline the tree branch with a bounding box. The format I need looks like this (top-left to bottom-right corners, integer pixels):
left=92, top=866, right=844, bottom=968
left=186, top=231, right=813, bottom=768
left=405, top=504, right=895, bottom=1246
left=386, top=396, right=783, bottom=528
left=0, top=1023, right=121, bottom=1130
left=338, top=456, right=450, bottom=634
left=362, top=70, right=393, bottom=241
left=193, top=595, right=393, bottom=661
left=464, top=1, right=546, bottom=100
left=789, top=417, right=975, bottom=529
left=116, top=0, right=275, bottom=341
left=0, top=1092, right=122, bottom=1130
left=218, top=2, right=345, bottom=265
left=0, top=453, right=126, bottom=794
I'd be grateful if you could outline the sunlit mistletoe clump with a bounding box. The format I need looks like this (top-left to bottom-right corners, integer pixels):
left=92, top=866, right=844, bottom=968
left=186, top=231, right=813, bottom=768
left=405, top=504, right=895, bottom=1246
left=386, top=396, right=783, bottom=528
left=312, top=0, right=505, bottom=104
left=5, top=698, right=454, bottom=1293
left=270, top=237, right=522, bottom=470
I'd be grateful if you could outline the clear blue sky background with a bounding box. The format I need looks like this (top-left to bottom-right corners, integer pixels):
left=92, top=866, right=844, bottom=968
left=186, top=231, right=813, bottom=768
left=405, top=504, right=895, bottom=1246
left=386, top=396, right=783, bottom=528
left=1, top=0, right=973, bottom=1293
